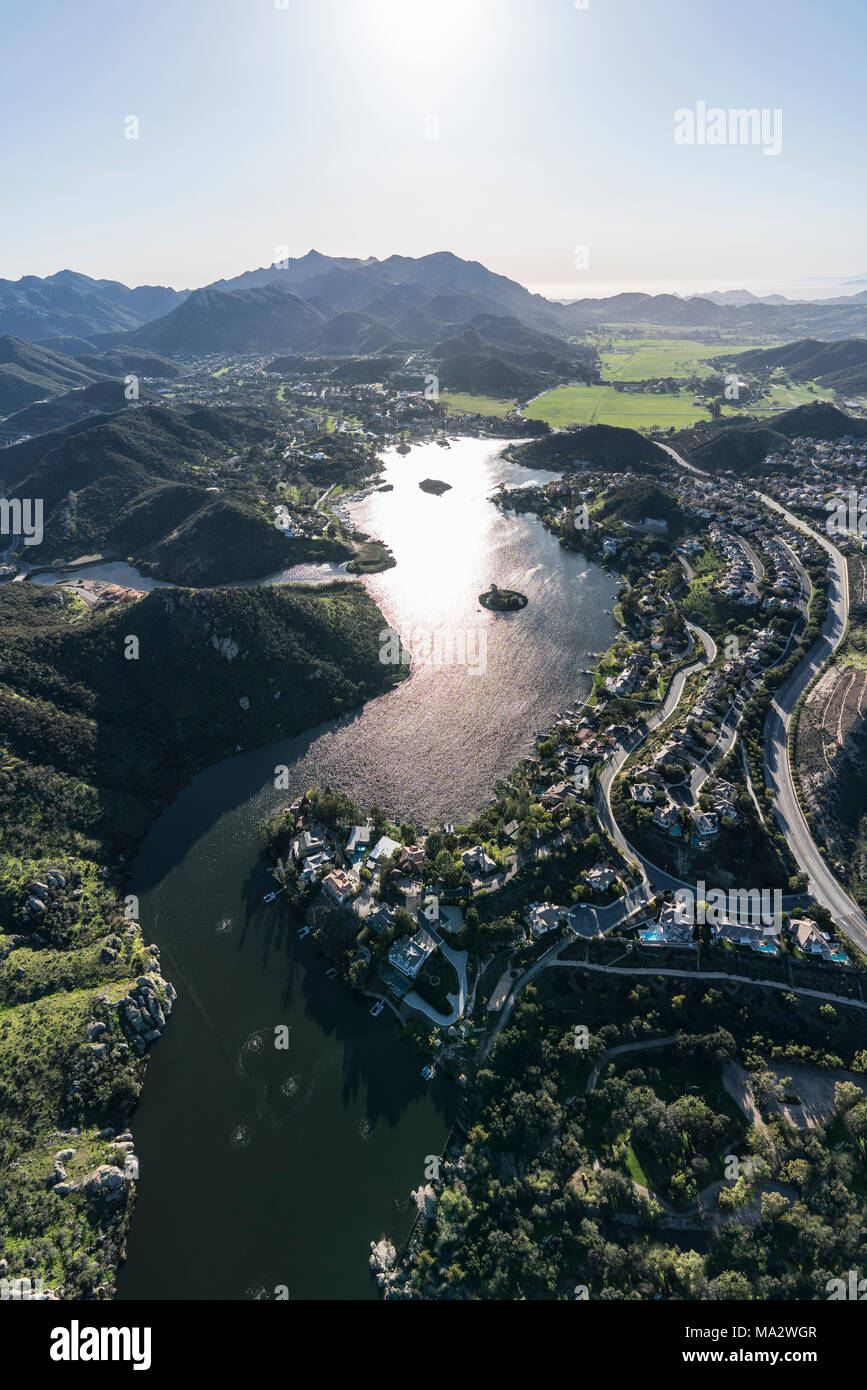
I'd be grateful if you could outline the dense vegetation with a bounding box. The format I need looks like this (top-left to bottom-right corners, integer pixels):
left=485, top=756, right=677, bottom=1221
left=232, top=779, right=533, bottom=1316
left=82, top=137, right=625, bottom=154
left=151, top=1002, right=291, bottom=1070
left=505, top=424, right=669, bottom=473
left=3, top=401, right=329, bottom=584
left=397, top=975, right=867, bottom=1299
left=0, top=578, right=401, bottom=1296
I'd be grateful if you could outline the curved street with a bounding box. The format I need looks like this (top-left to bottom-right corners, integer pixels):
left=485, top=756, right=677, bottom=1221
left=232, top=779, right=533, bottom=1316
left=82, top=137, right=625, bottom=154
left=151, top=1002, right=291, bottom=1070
left=660, top=440, right=867, bottom=955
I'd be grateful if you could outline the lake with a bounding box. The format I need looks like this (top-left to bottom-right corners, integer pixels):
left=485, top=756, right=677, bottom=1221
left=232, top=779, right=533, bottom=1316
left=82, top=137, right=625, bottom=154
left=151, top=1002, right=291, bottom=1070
left=116, top=437, right=618, bottom=1300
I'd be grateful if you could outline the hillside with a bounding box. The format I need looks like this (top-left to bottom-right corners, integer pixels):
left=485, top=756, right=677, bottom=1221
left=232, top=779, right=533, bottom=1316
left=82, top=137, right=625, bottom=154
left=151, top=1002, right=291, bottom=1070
left=127, top=284, right=326, bottom=355
left=73, top=348, right=182, bottom=380
left=0, top=380, right=157, bottom=445
left=505, top=422, right=669, bottom=473
left=0, top=578, right=402, bottom=1297
left=0, top=336, right=106, bottom=416
left=433, top=315, right=598, bottom=399
left=2, top=402, right=311, bottom=583
left=719, top=338, right=867, bottom=395
left=437, top=352, right=545, bottom=398
left=675, top=403, right=867, bottom=474
left=597, top=478, right=687, bottom=534
left=0, top=272, right=186, bottom=343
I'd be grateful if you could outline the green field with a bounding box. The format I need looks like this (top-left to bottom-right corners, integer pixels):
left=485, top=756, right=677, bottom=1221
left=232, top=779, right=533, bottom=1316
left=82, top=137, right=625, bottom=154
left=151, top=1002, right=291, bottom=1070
left=598, top=336, right=766, bottom=382
left=442, top=337, right=854, bottom=431
left=523, top=382, right=727, bottom=430
left=441, top=391, right=518, bottom=418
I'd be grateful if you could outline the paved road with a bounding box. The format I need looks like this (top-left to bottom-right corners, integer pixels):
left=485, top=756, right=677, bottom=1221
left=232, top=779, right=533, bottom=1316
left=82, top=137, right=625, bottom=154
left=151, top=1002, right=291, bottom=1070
left=660, top=439, right=867, bottom=956
left=756, top=492, right=867, bottom=955
left=585, top=1035, right=677, bottom=1094
left=595, top=619, right=715, bottom=892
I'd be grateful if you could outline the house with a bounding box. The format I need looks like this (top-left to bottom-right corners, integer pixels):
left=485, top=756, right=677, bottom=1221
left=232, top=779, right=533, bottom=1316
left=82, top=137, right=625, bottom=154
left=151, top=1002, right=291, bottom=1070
left=789, top=918, right=834, bottom=959
left=300, top=851, right=332, bottom=878
left=398, top=845, right=426, bottom=875
left=586, top=864, right=616, bottom=893
left=631, top=783, right=656, bottom=805
left=322, top=869, right=355, bottom=905
left=653, top=803, right=681, bottom=834
left=526, top=903, right=567, bottom=939
left=461, top=845, right=496, bottom=876
left=292, top=829, right=328, bottom=861
left=692, top=810, right=719, bottom=838
left=366, top=905, right=396, bottom=935
left=388, top=926, right=438, bottom=979
left=347, top=824, right=372, bottom=855
left=657, top=899, right=694, bottom=935
left=368, top=834, right=402, bottom=864
left=716, top=919, right=777, bottom=952
left=503, top=819, right=520, bottom=841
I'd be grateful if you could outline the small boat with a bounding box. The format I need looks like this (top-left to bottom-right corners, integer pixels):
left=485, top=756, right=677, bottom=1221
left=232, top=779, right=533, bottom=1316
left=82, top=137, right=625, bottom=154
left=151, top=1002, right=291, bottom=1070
left=421, top=1064, right=436, bottom=1081
left=325, top=967, right=339, bottom=979
left=370, top=1000, right=384, bottom=1017
left=297, top=925, right=311, bottom=939
left=263, top=888, right=286, bottom=903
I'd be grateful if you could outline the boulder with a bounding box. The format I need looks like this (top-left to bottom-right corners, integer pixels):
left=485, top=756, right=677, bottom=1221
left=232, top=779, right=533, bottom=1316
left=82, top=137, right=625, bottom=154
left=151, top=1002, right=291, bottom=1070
left=83, top=1165, right=126, bottom=1201
left=86, top=1022, right=107, bottom=1041
left=411, top=1183, right=437, bottom=1219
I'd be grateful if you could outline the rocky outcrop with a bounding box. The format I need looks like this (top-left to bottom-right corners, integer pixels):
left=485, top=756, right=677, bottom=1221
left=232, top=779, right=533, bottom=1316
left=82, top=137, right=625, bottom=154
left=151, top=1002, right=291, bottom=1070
left=411, top=1182, right=437, bottom=1219
left=117, top=970, right=175, bottom=1054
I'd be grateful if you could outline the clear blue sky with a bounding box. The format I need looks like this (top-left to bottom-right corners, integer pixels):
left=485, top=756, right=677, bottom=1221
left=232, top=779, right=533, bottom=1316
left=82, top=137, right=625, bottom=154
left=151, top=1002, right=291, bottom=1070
left=1, top=0, right=864, bottom=297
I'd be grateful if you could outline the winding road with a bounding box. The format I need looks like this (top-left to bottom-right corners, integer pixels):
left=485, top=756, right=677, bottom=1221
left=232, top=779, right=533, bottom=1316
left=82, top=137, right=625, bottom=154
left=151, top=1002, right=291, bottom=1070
left=594, top=619, right=716, bottom=895
left=659, top=440, right=867, bottom=955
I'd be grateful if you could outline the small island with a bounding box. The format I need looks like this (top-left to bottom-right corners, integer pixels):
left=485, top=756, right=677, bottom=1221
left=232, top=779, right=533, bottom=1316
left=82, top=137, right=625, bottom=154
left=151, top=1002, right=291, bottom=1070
left=419, top=478, right=452, bottom=495
left=479, top=582, right=528, bottom=612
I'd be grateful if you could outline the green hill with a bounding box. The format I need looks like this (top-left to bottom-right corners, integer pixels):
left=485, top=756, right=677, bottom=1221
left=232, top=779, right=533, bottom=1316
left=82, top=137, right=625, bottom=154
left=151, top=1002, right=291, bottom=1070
left=0, top=578, right=402, bottom=1297
left=0, top=335, right=105, bottom=415
left=506, top=422, right=669, bottom=472
left=3, top=402, right=313, bottom=583
left=678, top=402, right=867, bottom=475
left=0, top=380, right=157, bottom=444
left=720, top=338, right=867, bottom=396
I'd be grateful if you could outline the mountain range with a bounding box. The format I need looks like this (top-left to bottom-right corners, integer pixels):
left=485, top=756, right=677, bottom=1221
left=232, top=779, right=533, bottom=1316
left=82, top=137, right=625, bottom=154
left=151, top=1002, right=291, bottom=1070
left=6, top=253, right=867, bottom=359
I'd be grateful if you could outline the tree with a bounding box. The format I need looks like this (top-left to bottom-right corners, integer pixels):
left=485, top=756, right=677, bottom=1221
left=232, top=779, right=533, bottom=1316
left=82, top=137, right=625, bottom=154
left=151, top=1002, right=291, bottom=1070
left=834, top=1081, right=863, bottom=1113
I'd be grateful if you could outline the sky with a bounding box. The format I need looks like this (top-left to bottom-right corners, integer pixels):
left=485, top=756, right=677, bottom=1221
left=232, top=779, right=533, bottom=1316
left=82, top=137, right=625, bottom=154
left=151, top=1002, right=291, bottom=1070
left=1, top=0, right=865, bottom=300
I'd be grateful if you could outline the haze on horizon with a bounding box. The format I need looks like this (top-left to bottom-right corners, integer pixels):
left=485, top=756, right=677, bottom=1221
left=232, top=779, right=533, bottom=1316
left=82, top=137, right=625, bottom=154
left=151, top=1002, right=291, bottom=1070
left=1, top=0, right=865, bottom=301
